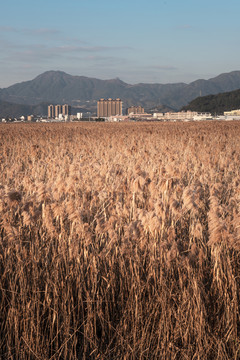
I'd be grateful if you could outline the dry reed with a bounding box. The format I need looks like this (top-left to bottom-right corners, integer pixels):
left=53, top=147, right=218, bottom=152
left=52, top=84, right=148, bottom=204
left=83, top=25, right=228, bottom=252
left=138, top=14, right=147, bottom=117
left=0, top=121, right=240, bottom=359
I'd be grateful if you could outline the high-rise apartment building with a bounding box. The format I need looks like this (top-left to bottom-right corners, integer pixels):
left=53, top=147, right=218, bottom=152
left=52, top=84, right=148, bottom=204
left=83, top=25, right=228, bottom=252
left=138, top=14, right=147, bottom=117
left=97, top=98, right=122, bottom=118
left=55, top=105, right=62, bottom=118
left=62, top=104, right=71, bottom=116
left=48, top=104, right=71, bottom=118
left=48, top=105, right=54, bottom=118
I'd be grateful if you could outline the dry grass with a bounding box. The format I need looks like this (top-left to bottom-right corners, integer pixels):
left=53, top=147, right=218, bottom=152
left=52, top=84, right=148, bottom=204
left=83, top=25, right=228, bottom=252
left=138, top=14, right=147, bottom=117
left=0, top=121, right=240, bottom=359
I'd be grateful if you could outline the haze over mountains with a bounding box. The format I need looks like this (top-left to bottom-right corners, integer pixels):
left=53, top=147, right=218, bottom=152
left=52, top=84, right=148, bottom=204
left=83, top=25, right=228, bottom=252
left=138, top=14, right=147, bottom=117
left=1, top=70, right=240, bottom=117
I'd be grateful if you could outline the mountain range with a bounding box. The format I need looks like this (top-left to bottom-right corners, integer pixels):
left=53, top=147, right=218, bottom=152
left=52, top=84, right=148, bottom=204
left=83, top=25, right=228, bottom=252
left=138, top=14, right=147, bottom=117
left=1, top=70, right=240, bottom=117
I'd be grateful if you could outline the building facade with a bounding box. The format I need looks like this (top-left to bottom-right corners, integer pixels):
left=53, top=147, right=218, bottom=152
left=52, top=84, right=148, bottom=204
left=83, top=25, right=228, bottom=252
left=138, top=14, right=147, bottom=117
left=97, top=98, right=122, bottom=118
left=127, top=106, right=144, bottom=115
left=224, top=109, right=240, bottom=116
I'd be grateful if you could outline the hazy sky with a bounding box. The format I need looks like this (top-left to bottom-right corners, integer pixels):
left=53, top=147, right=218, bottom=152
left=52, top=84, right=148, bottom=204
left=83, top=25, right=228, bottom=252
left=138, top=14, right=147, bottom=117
left=0, top=0, right=240, bottom=87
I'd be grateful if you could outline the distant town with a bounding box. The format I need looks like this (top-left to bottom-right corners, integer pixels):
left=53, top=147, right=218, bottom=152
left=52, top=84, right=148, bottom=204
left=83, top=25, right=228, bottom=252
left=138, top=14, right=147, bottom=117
left=1, top=98, right=240, bottom=123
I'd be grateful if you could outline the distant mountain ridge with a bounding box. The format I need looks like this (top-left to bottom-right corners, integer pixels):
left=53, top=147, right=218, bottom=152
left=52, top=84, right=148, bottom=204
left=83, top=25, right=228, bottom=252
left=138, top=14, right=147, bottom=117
left=0, top=99, right=48, bottom=118
left=1, top=70, right=240, bottom=113
left=0, top=98, right=87, bottom=119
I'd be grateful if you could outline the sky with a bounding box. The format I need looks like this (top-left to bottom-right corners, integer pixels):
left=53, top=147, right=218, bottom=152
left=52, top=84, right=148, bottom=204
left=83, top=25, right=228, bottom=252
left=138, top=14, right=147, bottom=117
left=0, top=0, right=240, bottom=88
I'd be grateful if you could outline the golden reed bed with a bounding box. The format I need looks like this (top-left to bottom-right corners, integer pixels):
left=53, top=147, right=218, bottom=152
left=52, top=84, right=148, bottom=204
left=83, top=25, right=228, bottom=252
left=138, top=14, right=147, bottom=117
left=0, top=121, right=240, bottom=359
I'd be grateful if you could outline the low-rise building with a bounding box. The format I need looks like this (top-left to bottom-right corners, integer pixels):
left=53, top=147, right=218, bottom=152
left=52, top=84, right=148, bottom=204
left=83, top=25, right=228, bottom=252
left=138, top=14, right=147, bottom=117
left=154, top=111, right=212, bottom=121
left=127, top=106, right=144, bottom=115
left=224, top=109, right=240, bottom=116
left=193, top=113, right=212, bottom=121
left=153, top=113, right=164, bottom=119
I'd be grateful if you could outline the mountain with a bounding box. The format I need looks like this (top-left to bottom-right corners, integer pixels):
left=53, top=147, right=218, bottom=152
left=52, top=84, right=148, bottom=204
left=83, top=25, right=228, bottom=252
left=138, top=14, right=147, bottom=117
left=1, top=70, right=240, bottom=113
left=181, top=88, right=240, bottom=114
left=0, top=99, right=49, bottom=118
left=0, top=99, right=88, bottom=118
left=0, top=71, right=129, bottom=107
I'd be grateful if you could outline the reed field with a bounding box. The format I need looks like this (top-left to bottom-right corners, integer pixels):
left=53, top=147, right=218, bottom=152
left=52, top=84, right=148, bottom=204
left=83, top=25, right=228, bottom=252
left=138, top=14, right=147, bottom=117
left=0, top=120, right=240, bottom=359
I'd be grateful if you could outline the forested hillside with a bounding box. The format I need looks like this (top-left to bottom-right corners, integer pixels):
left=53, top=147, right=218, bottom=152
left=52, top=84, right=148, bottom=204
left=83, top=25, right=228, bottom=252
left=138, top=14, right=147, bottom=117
left=181, top=88, right=240, bottom=114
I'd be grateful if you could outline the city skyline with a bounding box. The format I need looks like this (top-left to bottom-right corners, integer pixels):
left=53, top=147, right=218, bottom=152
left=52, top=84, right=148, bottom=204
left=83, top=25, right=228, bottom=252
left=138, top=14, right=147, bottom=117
left=0, top=0, right=240, bottom=88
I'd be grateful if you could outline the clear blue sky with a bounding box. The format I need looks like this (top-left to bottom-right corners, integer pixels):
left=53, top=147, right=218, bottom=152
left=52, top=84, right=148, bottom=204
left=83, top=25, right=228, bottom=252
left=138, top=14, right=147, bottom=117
left=0, top=0, right=240, bottom=87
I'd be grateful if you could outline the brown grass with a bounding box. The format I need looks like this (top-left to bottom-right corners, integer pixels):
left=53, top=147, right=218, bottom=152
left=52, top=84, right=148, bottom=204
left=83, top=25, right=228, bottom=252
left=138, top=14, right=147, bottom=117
left=0, top=121, right=240, bottom=359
